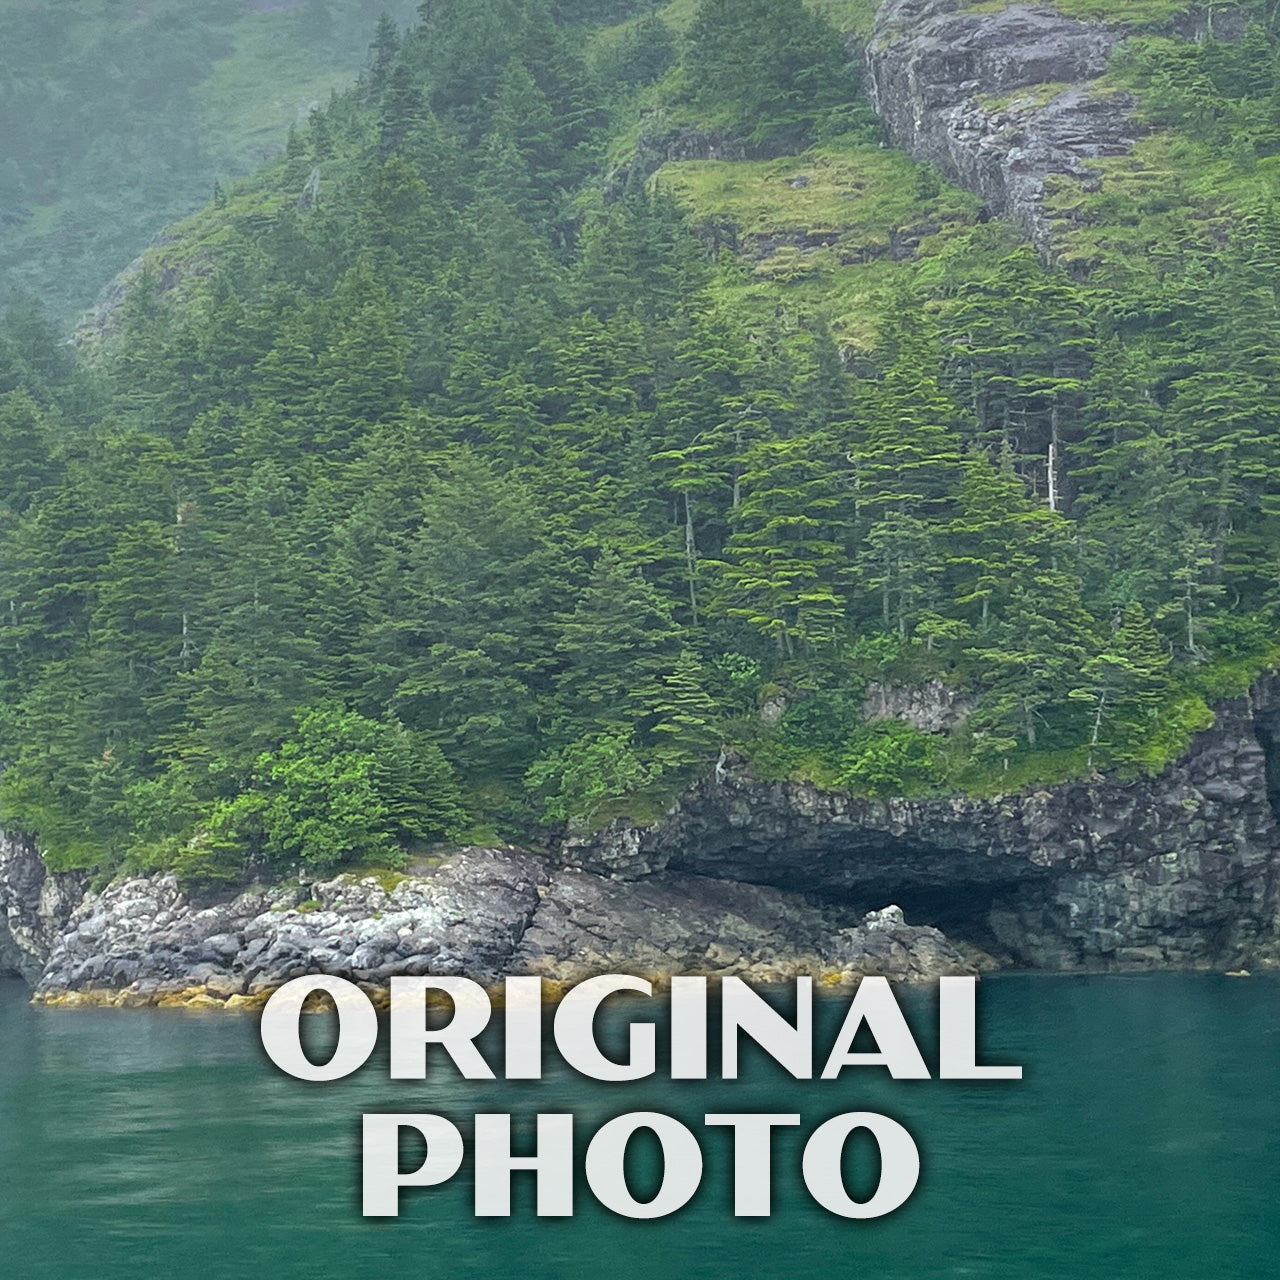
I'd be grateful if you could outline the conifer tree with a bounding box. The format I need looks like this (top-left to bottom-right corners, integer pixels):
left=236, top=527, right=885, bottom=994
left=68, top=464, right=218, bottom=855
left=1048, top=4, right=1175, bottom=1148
left=715, top=431, right=849, bottom=656
left=846, top=323, right=962, bottom=636
left=1069, top=602, right=1173, bottom=768
left=652, top=648, right=721, bottom=772
left=551, top=547, right=681, bottom=736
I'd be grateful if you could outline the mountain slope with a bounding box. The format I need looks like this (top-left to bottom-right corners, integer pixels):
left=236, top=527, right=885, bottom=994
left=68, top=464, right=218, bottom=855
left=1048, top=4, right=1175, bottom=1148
left=0, top=0, right=1277, bottom=893
left=0, top=0, right=418, bottom=319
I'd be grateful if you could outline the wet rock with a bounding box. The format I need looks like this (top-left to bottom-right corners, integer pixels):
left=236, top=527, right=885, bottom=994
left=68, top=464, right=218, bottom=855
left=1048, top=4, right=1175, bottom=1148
left=514, top=870, right=978, bottom=984
left=863, top=904, right=906, bottom=930
left=35, top=848, right=547, bottom=1004
left=30, top=847, right=981, bottom=1005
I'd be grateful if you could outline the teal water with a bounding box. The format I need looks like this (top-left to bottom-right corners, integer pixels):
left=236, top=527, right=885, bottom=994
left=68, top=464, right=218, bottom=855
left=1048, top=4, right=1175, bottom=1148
left=1, top=973, right=1277, bottom=1279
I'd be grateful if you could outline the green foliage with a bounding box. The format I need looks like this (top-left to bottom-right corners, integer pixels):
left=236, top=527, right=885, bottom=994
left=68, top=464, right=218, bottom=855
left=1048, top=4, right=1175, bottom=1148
left=592, top=12, right=677, bottom=95
left=204, top=706, right=466, bottom=876
left=834, top=721, right=938, bottom=797
left=525, top=726, right=657, bottom=826
left=652, top=647, right=722, bottom=770
left=681, top=0, right=865, bottom=146
left=965, top=0, right=1196, bottom=22
left=1069, top=602, right=1175, bottom=768
left=1, top=0, right=1278, bottom=880
left=716, top=429, right=850, bottom=655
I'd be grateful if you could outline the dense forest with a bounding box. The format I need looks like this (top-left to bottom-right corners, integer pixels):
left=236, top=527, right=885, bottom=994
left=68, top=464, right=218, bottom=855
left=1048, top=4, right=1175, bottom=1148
left=1, top=0, right=1279, bottom=886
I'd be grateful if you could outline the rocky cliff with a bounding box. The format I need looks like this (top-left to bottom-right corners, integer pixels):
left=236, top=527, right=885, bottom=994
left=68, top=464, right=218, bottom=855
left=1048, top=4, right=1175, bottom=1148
left=862, top=1, right=1244, bottom=254
left=0, top=833, right=85, bottom=984
left=567, top=675, right=1280, bottom=972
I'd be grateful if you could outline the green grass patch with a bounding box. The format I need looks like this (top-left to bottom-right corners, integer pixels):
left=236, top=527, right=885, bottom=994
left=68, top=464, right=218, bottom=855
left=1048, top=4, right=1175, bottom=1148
left=705, top=251, right=913, bottom=351
left=655, top=135, right=979, bottom=241
left=980, top=81, right=1072, bottom=114
left=945, top=746, right=1096, bottom=796
left=1046, top=130, right=1280, bottom=284
left=963, top=0, right=1195, bottom=23
left=194, top=14, right=353, bottom=176
left=654, top=136, right=982, bottom=348
left=345, top=865, right=411, bottom=893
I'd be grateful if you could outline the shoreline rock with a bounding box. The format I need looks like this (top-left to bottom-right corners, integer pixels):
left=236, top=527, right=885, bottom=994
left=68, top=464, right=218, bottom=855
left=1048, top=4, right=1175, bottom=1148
left=565, top=675, right=1280, bottom=973
left=24, top=848, right=984, bottom=1009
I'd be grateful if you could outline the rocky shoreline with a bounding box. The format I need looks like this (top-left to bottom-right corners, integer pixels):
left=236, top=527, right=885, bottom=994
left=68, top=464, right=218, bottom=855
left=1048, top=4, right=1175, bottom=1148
left=9, top=846, right=983, bottom=1010
left=4, top=671, right=1278, bottom=1011
left=565, top=677, right=1280, bottom=972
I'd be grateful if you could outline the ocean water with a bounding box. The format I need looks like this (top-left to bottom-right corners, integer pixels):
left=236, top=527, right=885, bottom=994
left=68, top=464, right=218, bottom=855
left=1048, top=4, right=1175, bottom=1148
left=1, top=972, right=1277, bottom=1279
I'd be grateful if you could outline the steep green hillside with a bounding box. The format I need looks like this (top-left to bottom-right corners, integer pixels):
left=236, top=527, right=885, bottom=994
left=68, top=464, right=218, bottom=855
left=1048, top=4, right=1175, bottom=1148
left=0, top=0, right=417, bottom=320
left=1, top=0, right=1278, bottom=885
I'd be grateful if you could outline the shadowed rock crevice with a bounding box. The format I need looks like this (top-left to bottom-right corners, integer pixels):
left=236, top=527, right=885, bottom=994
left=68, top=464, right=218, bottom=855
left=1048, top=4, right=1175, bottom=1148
left=0, top=833, right=86, bottom=984
left=1252, top=701, right=1280, bottom=825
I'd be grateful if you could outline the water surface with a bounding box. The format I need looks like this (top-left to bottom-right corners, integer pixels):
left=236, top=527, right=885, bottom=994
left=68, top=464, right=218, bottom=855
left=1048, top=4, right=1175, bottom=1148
left=1, top=973, right=1277, bottom=1279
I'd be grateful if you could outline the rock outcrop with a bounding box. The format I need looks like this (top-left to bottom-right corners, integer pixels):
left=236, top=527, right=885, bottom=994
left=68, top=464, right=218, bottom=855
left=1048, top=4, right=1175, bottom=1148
left=34, top=848, right=544, bottom=1005
left=864, top=0, right=1137, bottom=251
left=864, top=678, right=973, bottom=735
left=0, top=833, right=85, bottom=984
left=516, top=870, right=979, bottom=985
left=566, top=676, right=1280, bottom=972
left=862, top=2, right=1247, bottom=255
left=29, top=848, right=979, bottom=1007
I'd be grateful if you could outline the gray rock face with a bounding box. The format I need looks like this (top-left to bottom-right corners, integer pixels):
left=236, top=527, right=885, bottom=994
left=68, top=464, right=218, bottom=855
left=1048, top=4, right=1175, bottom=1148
left=864, top=678, right=973, bottom=734
left=0, top=832, right=86, bottom=983
left=517, top=871, right=977, bottom=984
left=866, top=1, right=1135, bottom=251
left=567, top=677, right=1280, bottom=972
left=36, top=848, right=546, bottom=1002
left=31, top=847, right=978, bottom=1004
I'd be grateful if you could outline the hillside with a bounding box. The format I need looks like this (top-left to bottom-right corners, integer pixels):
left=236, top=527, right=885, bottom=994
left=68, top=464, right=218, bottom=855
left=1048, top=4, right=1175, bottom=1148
left=0, top=0, right=418, bottom=320
left=1, top=0, right=1279, bottom=892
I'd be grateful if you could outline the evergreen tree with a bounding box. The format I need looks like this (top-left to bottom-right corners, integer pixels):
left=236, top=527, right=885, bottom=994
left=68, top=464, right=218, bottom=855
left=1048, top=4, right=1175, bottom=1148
left=651, top=647, right=721, bottom=772
left=846, top=324, right=963, bottom=637
left=715, top=431, right=850, bottom=656
left=684, top=0, right=854, bottom=145
left=1069, top=602, right=1173, bottom=768
left=551, top=547, right=680, bottom=736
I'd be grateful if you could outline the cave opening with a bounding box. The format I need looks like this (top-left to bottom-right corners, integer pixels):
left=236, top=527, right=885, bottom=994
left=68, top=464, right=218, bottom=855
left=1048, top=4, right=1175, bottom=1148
left=797, top=873, right=1031, bottom=959
left=865, top=880, right=1021, bottom=947
left=668, top=835, right=1045, bottom=958
left=0, top=925, right=28, bottom=983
